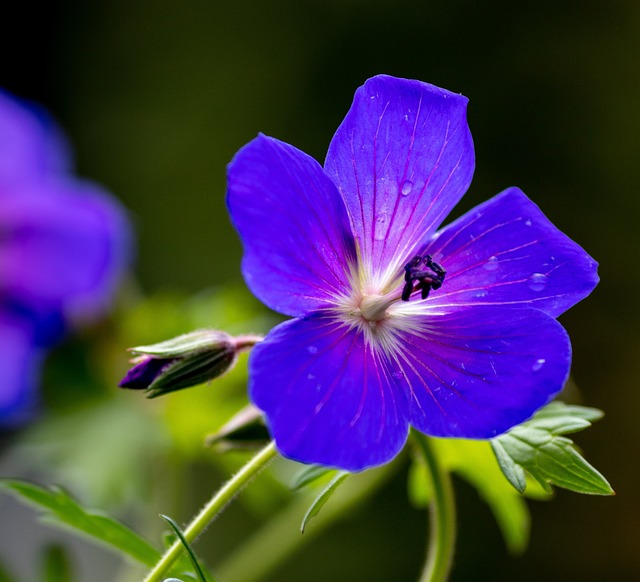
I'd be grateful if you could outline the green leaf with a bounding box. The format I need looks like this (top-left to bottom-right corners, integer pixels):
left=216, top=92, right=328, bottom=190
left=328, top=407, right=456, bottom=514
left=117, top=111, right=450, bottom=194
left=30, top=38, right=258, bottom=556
left=160, top=533, right=197, bottom=578
left=160, top=515, right=214, bottom=582
left=42, top=545, right=73, bottom=582
left=491, top=402, right=614, bottom=496
left=0, top=480, right=161, bottom=567
left=490, top=439, right=527, bottom=493
left=290, top=465, right=337, bottom=491
left=300, top=472, right=349, bottom=533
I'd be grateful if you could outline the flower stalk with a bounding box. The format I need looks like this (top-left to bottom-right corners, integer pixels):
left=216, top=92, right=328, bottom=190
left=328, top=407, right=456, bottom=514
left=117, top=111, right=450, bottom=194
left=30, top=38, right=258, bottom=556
left=143, top=441, right=278, bottom=582
left=412, top=431, right=456, bottom=582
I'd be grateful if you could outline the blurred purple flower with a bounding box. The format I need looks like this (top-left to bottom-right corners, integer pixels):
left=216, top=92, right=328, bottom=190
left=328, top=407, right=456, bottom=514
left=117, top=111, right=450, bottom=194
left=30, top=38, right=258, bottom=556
left=227, top=75, right=598, bottom=471
left=0, top=90, right=131, bottom=427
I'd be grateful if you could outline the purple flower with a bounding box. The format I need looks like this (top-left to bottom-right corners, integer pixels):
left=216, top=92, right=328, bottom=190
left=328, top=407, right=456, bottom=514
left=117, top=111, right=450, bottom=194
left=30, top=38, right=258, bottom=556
left=0, top=90, right=131, bottom=427
left=226, top=75, right=598, bottom=471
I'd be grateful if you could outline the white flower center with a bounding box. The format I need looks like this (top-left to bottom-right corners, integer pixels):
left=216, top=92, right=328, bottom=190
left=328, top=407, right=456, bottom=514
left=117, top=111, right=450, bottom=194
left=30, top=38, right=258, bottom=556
left=359, top=293, right=395, bottom=322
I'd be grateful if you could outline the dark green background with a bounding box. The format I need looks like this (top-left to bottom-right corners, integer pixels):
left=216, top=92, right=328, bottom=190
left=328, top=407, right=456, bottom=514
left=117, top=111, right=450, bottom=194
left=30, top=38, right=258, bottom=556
left=4, top=0, right=639, bottom=580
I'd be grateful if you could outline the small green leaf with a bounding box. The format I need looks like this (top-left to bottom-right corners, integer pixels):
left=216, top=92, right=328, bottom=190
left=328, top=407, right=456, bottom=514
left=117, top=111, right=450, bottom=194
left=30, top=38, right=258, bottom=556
left=490, top=439, right=527, bottom=493
left=42, top=545, right=73, bottom=582
left=160, top=515, right=213, bottom=582
left=161, top=535, right=201, bottom=576
left=290, top=465, right=337, bottom=491
left=0, top=480, right=161, bottom=567
left=492, top=402, right=614, bottom=496
left=300, top=472, right=349, bottom=533
left=533, top=401, right=603, bottom=423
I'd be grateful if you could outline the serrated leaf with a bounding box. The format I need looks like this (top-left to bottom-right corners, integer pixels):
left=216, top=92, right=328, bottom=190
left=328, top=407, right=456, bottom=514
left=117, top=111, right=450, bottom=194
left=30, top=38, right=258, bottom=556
left=533, top=401, right=603, bottom=423
left=300, top=472, right=349, bottom=533
left=490, top=440, right=527, bottom=493
left=290, top=465, right=337, bottom=491
left=0, top=480, right=161, bottom=567
left=492, top=402, right=613, bottom=496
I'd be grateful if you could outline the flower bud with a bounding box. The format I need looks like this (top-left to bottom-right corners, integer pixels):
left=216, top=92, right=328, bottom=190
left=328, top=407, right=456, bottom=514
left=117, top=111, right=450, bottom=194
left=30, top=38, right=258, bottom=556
left=119, top=330, right=261, bottom=398
left=205, top=404, right=269, bottom=451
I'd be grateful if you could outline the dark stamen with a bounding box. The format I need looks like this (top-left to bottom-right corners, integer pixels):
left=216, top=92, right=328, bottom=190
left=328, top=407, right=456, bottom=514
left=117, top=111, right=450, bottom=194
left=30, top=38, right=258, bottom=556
left=402, top=254, right=446, bottom=301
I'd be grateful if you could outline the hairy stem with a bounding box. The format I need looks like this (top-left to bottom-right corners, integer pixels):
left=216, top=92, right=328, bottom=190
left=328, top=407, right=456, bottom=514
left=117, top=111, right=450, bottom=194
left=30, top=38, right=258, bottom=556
left=143, top=441, right=278, bottom=582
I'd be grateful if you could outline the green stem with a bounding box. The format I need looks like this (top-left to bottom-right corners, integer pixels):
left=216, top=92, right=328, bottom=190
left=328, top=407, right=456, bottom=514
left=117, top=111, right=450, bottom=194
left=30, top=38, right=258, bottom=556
left=143, top=441, right=278, bottom=582
left=412, top=431, right=456, bottom=582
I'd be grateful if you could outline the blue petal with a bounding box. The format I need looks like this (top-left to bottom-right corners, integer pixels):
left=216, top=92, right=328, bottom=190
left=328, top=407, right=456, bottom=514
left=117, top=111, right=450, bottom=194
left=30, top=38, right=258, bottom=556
left=227, top=135, right=356, bottom=317
left=0, top=310, right=42, bottom=428
left=425, top=188, right=599, bottom=317
left=325, top=75, right=474, bottom=283
left=0, top=90, right=71, bottom=185
left=249, top=315, right=409, bottom=471
left=0, top=178, right=132, bottom=318
left=393, top=305, right=571, bottom=438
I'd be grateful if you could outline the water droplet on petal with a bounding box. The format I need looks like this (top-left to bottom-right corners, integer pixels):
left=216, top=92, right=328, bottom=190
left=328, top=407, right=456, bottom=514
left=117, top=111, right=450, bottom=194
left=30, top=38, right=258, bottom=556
left=532, top=358, right=546, bottom=372
left=307, top=373, right=315, bottom=380
left=528, top=273, right=547, bottom=292
left=307, top=346, right=318, bottom=354
left=400, top=180, right=413, bottom=196
left=474, top=289, right=488, bottom=298
left=525, top=219, right=532, bottom=227
left=483, top=255, right=499, bottom=271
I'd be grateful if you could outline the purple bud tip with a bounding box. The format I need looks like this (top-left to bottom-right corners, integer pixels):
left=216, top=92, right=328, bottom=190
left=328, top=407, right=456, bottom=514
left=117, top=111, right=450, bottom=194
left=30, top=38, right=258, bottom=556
left=119, top=356, right=172, bottom=389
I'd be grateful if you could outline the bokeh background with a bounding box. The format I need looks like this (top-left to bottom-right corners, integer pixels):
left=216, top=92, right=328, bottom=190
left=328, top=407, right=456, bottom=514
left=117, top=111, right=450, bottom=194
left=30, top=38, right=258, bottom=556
left=2, top=0, right=639, bottom=580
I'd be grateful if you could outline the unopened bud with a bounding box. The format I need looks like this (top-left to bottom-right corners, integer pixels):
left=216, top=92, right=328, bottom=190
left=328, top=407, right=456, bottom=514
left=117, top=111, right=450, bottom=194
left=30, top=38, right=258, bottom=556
left=205, top=404, right=269, bottom=451
left=119, top=330, right=262, bottom=398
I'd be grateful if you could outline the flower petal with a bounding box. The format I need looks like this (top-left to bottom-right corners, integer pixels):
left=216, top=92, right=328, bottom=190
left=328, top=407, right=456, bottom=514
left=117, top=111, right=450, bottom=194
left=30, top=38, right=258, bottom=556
left=0, top=178, right=132, bottom=318
left=0, top=90, right=71, bottom=185
left=425, top=188, right=599, bottom=317
left=249, top=315, right=409, bottom=471
left=227, top=135, right=356, bottom=317
left=391, top=305, right=571, bottom=438
left=0, top=310, right=41, bottom=428
left=324, top=75, right=474, bottom=286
